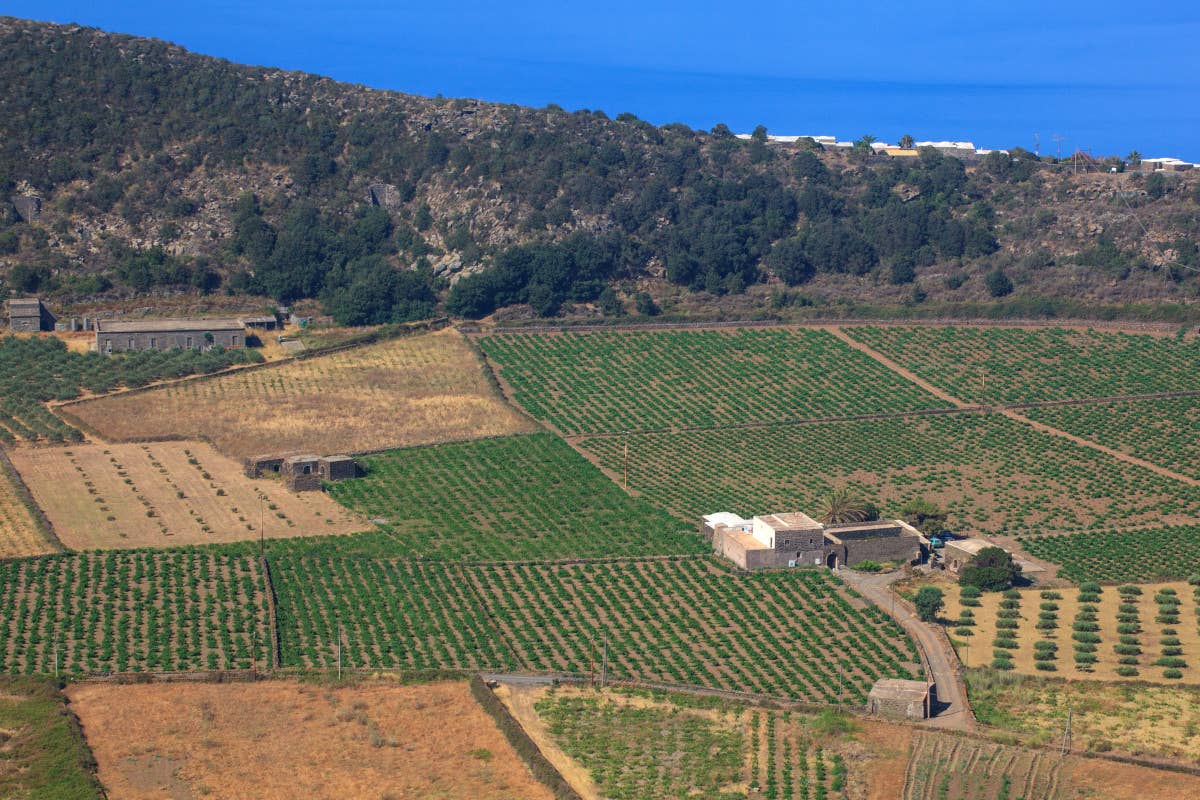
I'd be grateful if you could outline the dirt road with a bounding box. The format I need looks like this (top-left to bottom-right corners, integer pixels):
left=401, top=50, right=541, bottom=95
left=838, top=568, right=976, bottom=732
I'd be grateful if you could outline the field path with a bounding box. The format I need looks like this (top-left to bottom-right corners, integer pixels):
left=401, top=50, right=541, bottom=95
left=839, top=568, right=976, bottom=732
left=997, top=407, right=1200, bottom=488
left=827, top=326, right=1200, bottom=488
left=825, top=327, right=971, bottom=409
left=492, top=682, right=603, bottom=800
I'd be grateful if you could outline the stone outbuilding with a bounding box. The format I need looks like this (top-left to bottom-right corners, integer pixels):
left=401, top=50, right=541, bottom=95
left=95, top=318, right=246, bottom=353
left=6, top=297, right=56, bottom=331
left=867, top=678, right=930, bottom=720
left=278, top=453, right=359, bottom=491
left=706, top=510, right=924, bottom=571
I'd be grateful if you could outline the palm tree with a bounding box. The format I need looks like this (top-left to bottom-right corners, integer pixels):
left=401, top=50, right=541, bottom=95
left=899, top=134, right=915, bottom=150
left=817, top=488, right=879, bottom=524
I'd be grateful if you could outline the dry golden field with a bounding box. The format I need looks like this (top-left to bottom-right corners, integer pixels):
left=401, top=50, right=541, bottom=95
left=68, top=680, right=553, bottom=800
left=9, top=441, right=365, bottom=549
left=0, top=451, right=55, bottom=557
left=66, top=328, right=535, bottom=458
left=944, top=581, right=1200, bottom=685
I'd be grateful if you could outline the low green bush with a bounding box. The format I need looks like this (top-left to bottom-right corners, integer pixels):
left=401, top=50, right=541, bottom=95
left=1154, top=656, right=1187, bottom=668
left=996, top=618, right=1019, bottom=630
left=1077, top=592, right=1101, bottom=603
left=1079, top=582, right=1102, bottom=594
left=1072, top=621, right=1100, bottom=632
left=1073, top=643, right=1098, bottom=653
left=993, top=637, right=1019, bottom=650
left=1117, top=584, right=1142, bottom=597
left=1035, top=661, right=1057, bottom=671
left=954, top=627, right=975, bottom=637
left=1072, top=632, right=1101, bottom=643
left=1117, top=623, right=1141, bottom=634
left=1116, top=666, right=1139, bottom=677
left=1113, top=644, right=1141, bottom=656
left=1118, top=656, right=1140, bottom=665
left=1040, top=590, right=1062, bottom=600
left=1164, top=668, right=1184, bottom=679
left=1040, top=602, right=1059, bottom=612
left=1119, top=635, right=1140, bottom=645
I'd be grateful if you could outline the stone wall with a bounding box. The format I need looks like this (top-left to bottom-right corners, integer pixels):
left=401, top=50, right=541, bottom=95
left=837, top=534, right=921, bottom=566
left=97, top=328, right=244, bottom=353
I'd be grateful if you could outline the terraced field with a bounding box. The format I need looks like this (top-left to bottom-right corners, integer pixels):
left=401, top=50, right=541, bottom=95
left=328, top=433, right=705, bottom=560
left=0, top=552, right=269, bottom=674
left=479, top=328, right=949, bottom=434
left=902, top=732, right=1064, bottom=800
left=580, top=414, right=1200, bottom=537
left=270, top=557, right=919, bottom=703
left=68, top=328, right=534, bottom=457
left=844, top=326, right=1200, bottom=404
left=1024, top=397, right=1200, bottom=480
left=1021, top=526, right=1200, bottom=583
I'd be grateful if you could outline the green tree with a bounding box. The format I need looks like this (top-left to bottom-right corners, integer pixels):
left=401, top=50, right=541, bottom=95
left=899, top=134, right=915, bottom=149
left=817, top=488, right=879, bottom=525
left=898, top=498, right=947, bottom=535
left=1126, top=150, right=1142, bottom=167
left=914, top=586, right=945, bottom=622
left=959, top=547, right=1021, bottom=592
left=985, top=269, right=1013, bottom=297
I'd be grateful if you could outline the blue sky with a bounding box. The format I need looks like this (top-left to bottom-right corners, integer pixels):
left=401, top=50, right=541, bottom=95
left=5, top=2, right=1200, bottom=159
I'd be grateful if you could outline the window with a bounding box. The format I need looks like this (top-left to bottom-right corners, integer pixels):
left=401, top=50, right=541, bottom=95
left=149, top=338, right=157, bottom=349
left=104, top=339, right=112, bottom=354
left=231, top=335, right=239, bottom=347
left=186, top=336, right=193, bottom=349
left=128, top=338, right=135, bottom=350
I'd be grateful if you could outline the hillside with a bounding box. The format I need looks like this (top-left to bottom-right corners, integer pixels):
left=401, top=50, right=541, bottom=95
left=1, top=16, right=1198, bottom=323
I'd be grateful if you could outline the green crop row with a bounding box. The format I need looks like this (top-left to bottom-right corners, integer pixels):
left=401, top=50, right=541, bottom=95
left=580, top=413, right=1200, bottom=537
left=0, top=551, right=269, bottom=674
left=322, top=433, right=707, bottom=561
left=479, top=328, right=948, bottom=434
left=1022, top=526, right=1200, bottom=583
left=845, top=325, right=1200, bottom=405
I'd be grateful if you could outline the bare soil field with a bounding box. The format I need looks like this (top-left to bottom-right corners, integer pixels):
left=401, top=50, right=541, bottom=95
left=67, top=328, right=535, bottom=458
left=0, top=451, right=54, bottom=557
left=9, top=441, right=364, bottom=549
left=68, top=679, right=553, bottom=800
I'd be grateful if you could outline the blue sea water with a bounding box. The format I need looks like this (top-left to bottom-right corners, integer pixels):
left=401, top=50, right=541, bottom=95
left=398, top=59, right=1200, bottom=162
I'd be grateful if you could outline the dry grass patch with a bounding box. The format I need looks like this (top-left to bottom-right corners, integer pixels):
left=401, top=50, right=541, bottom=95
left=68, top=328, right=535, bottom=458
left=68, top=679, right=553, bottom=800
left=9, top=441, right=364, bottom=549
left=0, top=452, right=54, bottom=557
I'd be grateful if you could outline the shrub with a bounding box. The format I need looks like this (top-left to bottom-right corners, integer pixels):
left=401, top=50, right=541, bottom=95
left=1040, top=602, right=1059, bottom=612
left=992, top=657, right=1015, bottom=670
left=1077, top=592, right=1101, bottom=603
left=1033, top=641, right=1058, bottom=654
left=1118, top=656, right=1140, bottom=665
left=997, top=609, right=1021, bottom=620
left=1072, top=632, right=1101, bottom=643
left=1002, top=589, right=1022, bottom=600
left=1116, top=666, right=1139, bottom=677
left=854, top=560, right=883, bottom=573
left=954, top=627, right=975, bottom=637
left=1072, top=621, right=1100, bottom=632
left=1040, top=590, right=1062, bottom=600
left=1119, top=635, right=1140, bottom=645
left=1117, top=584, right=1143, bottom=596
left=960, top=585, right=982, bottom=599
left=993, top=637, right=1018, bottom=650
left=1073, top=643, right=1097, bottom=653
left=1117, top=623, right=1141, bottom=634
left=1161, top=636, right=1181, bottom=646
left=1074, top=653, right=1098, bottom=665
left=1000, top=598, right=1020, bottom=610
left=1164, top=668, right=1184, bottom=679
left=1113, top=644, right=1141, bottom=656
left=1161, top=646, right=1184, bottom=657
left=1035, top=620, right=1058, bottom=630
left=1035, top=661, right=1057, bottom=671
left=1153, top=657, right=1187, bottom=668
left=996, top=618, right=1019, bottom=630
left=1079, top=582, right=1102, bottom=594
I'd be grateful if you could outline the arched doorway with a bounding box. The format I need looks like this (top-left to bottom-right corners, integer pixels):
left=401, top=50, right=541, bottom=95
left=826, top=552, right=839, bottom=570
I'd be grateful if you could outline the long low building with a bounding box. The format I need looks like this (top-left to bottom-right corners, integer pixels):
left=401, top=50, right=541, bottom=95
left=95, top=318, right=246, bottom=353
left=703, top=510, right=925, bottom=570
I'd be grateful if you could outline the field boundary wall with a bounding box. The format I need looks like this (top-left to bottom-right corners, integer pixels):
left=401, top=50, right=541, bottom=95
left=0, top=443, right=65, bottom=552
left=469, top=674, right=584, bottom=800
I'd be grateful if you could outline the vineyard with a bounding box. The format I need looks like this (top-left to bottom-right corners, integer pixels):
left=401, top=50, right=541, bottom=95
left=328, top=433, right=705, bottom=560
left=0, top=551, right=269, bottom=674
left=943, top=580, right=1200, bottom=684
left=0, top=335, right=261, bottom=443
left=470, top=559, right=919, bottom=701
left=267, top=556, right=918, bottom=702
left=68, top=328, right=534, bottom=458
left=901, top=731, right=1064, bottom=800
left=269, top=557, right=515, bottom=671
left=1024, top=398, right=1200, bottom=480
left=9, top=441, right=364, bottom=549
left=528, top=686, right=910, bottom=800
left=478, top=328, right=948, bottom=434
left=1021, top=526, right=1200, bottom=583
left=0, top=451, right=53, bottom=557
left=844, top=326, right=1200, bottom=404
left=579, top=413, right=1200, bottom=537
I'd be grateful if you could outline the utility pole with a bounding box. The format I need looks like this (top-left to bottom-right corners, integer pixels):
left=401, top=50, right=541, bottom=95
left=53, top=639, right=59, bottom=679
left=1061, top=703, right=1073, bottom=756
left=1053, top=134, right=1064, bottom=161
left=601, top=629, right=608, bottom=689
left=336, top=616, right=343, bottom=680
left=259, top=494, right=265, bottom=558
left=1034, top=132, right=1040, bottom=157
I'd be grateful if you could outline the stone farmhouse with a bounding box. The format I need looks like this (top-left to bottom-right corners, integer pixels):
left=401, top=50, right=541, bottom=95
left=5, top=297, right=56, bottom=331
left=95, top=318, right=246, bottom=353
left=703, top=510, right=924, bottom=570
left=244, top=452, right=358, bottom=492
left=867, top=678, right=931, bottom=720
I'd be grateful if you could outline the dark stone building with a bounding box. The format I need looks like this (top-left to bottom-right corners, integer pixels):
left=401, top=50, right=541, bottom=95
left=6, top=298, right=56, bottom=332
left=95, top=318, right=246, bottom=353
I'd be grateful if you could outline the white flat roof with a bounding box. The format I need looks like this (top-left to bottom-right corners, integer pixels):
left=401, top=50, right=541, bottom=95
left=754, top=512, right=823, bottom=531
left=703, top=512, right=749, bottom=528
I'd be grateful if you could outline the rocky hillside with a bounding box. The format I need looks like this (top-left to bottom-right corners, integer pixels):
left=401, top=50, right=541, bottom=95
left=1, top=17, right=1198, bottom=323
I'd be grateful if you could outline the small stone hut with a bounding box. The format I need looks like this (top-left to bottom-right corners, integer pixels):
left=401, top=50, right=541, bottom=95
left=6, top=297, right=56, bottom=331
left=867, top=679, right=930, bottom=720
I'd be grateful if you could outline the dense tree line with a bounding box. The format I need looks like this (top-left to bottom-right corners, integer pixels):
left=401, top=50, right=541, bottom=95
left=0, top=18, right=1194, bottom=321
